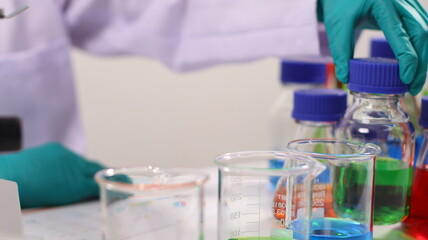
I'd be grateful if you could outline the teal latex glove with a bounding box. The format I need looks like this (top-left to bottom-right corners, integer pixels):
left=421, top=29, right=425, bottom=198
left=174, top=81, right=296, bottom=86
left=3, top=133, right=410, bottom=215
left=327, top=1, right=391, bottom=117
left=0, top=142, right=105, bottom=208
left=318, top=0, right=428, bottom=95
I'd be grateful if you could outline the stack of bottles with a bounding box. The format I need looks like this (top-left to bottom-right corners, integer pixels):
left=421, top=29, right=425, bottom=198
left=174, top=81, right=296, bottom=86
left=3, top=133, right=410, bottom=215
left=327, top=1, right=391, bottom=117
left=270, top=57, right=333, bottom=152
left=269, top=57, right=428, bottom=239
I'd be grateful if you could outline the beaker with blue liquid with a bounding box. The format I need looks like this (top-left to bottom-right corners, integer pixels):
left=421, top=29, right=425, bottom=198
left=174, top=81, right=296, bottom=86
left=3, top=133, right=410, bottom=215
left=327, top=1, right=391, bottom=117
left=288, top=139, right=381, bottom=240
left=216, top=151, right=325, bottom=240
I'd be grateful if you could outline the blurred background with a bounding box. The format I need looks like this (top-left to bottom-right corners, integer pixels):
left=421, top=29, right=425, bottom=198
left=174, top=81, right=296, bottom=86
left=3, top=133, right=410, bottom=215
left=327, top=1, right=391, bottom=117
left=73, top=30, right=389, bottom=168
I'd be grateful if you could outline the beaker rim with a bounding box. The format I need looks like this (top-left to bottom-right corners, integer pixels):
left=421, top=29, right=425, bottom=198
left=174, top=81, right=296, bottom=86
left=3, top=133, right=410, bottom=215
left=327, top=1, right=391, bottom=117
left=95, top=166, right=209, bottom=192
left=214, top=151, right=325, bottom=177
left=287, top=138, right=381, bottom=161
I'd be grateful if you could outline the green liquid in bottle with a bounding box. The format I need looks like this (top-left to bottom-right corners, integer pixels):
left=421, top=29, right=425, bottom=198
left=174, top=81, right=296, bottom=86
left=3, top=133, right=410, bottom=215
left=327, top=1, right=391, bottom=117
left=374, top=157, right=413, bottom=225
left=332, top=157, right=413, bottom=225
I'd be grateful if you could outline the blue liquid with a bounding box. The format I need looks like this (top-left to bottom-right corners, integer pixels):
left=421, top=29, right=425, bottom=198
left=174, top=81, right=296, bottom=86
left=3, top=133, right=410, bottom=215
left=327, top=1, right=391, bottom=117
left=293, top=218, right=372, bottom=240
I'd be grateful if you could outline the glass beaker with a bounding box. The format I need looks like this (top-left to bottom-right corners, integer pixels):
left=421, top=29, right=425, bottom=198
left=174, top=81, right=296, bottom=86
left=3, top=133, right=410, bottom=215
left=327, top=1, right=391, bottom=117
left=215, top=151, right=325, bottom=240
left=288, top=139, right=381, bottom=240
left=95, top=166, right=209, bottom=240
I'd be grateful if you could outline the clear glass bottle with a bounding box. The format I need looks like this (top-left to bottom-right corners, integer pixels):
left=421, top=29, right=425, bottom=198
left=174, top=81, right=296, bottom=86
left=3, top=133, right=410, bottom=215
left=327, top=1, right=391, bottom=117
left=272, top=88, right=348, bottom=219
left=336, top=58, right=414, bottom=225
left=294, top=89, right=348, bottom=220
left=370, top=38, right=422, bottom=165
left=403, top=96, right=428, bottom=238
left=270, top=58, right=329, bottom=151
left=292, top=89, right=347, bottom=140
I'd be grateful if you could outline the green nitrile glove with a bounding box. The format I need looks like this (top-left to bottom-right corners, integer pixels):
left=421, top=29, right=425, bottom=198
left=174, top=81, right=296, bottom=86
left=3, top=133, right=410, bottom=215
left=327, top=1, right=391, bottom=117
left=0, top=142, right=105, bottom=208
left=318, top=0, right=428, bottom=95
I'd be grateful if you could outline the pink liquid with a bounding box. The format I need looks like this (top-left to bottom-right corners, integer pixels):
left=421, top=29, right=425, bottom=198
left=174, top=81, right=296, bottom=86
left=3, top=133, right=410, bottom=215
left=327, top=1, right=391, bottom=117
left=403, top=168, right=428, bottom=239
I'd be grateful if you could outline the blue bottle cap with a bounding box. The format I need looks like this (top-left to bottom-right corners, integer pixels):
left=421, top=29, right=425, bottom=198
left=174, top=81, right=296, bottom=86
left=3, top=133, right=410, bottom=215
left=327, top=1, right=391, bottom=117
left=292, top=89, right=347, bottom=122
left=370, top=38, right=395, bottom=59
left=420, top=96, right=428, bottom=128
left=348, top=58, right=408, bottom=94
left=281, top=59, right=327, bottom=85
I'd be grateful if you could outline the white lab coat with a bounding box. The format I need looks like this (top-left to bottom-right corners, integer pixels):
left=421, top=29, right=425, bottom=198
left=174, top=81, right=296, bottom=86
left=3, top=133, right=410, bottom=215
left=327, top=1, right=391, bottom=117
left=0, top=0, right=319, bottom=153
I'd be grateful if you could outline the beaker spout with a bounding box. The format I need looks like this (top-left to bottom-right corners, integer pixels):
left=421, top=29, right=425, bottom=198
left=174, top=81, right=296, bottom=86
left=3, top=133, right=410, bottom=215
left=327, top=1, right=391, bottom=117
left=362, top=143, right=382, bottom=156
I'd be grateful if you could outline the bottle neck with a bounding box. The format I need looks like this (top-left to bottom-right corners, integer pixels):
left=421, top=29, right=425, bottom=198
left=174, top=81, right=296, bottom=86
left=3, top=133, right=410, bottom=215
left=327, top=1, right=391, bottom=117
left=294, top=120, right=336, bottom=139
left=296, top=120, right=337, bottom=127
left=349, top=91, right=408, bottom=123
left=282, top=82, right=323, bottom=89
left=351, top=91, right=404, bottom=104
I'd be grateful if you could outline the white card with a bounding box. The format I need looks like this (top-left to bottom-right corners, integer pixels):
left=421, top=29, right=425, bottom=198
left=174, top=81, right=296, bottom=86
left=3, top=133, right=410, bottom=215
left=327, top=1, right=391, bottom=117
left=0, top=179, right=24, bottom=240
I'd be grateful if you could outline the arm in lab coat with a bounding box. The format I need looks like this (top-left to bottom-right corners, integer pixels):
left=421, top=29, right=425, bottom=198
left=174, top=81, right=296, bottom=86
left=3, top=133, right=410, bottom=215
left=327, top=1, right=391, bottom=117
left=64, top=0, right=320, bottom=71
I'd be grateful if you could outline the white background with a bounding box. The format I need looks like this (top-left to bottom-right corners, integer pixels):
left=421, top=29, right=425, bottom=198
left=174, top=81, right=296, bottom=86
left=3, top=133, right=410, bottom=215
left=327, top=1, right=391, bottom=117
left=71, top=24, right=419, bottom=168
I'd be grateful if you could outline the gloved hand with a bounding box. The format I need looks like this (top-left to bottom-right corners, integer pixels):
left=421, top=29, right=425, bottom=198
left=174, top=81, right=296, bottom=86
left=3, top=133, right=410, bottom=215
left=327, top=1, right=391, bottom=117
left=318, top=0, right=428, bottom=95
left=0, top=142, right=105, bottom=208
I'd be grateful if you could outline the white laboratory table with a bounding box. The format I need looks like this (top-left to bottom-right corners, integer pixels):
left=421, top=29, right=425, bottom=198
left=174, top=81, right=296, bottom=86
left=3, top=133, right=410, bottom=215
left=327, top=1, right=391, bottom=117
left=22, top=168, right=416, bottom=240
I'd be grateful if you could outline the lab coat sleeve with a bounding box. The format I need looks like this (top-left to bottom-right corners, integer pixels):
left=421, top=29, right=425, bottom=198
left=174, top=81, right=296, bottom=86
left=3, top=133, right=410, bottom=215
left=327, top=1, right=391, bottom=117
left=65, top=0, right=319, bottom=71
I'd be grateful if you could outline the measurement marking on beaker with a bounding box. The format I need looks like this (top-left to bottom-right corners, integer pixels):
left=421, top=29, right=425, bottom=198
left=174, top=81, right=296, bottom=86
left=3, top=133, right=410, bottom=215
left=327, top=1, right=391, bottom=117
left=230, top=212, right=242, bottom=220
left=241, top=212, right=259, bottom=215
left=230, top=193, right=242, bottom=201
left=241, top=231, right=260, bottom=234
left=245, top=221, right=259, bottom=224
left=242, top=177, right=257, bottom=180
left=246, top=203, right=259, bottom=206
left=243, top=194, right=258, bottom=197
left=230, top=177, right=243, bottom=186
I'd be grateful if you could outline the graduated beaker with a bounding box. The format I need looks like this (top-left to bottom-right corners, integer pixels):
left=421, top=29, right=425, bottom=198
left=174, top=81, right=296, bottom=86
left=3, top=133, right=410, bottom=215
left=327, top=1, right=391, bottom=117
left=288, top=139, right=381, bottom=240
left=95, top=166, right=209, bottom=240
left=215, top=151, right=325, bottom=240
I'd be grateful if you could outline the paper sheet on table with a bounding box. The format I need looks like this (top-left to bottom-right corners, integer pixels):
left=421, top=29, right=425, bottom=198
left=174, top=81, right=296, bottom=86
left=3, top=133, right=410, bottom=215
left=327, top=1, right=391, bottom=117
left=0, top=179, right=25, bottom=240
left=23, top=201, right=102, bottom=240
